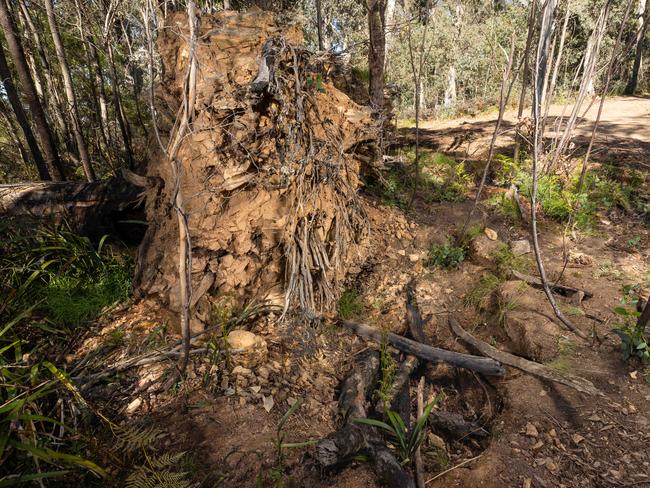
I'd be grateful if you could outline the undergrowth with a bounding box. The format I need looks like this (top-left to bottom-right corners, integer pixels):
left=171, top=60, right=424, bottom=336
left=0, top=221, right=134, bottom=484
left=369, top=148, right=471, bottom=207
left=489, top=154, right=645, bottom=231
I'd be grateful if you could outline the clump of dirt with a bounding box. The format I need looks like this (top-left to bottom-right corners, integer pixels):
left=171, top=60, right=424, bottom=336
left=135, top=10, right=380, bottom=324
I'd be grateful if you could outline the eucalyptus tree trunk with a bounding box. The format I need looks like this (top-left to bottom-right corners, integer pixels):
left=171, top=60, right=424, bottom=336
left=17, top=0, right=71, bottom=148
left=0, top=46, right=49, bottom=179
left=44, top=0, right=96, bottom=182
left=0, top=99, right=30, bottom=174
left=0, top=0, right=65, bottom=180
left=625, top=0, right=648, bottom=95
left=106, top=41, right=135, bottom=169
left=367, top=0, right=387, bottom=111
left=513, top=0, right=537, bottom=164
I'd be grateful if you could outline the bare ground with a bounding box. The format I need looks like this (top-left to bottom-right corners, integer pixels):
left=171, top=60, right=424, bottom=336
left=78, top=97, right=650, bottom=487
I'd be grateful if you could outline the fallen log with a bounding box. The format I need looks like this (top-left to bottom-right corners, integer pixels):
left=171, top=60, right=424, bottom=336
left=0, top=177, right=144, bottom=241
left=339, top=350, right=380, bottom=422
left=428, top=410, right=488, bottom=440
left=512, top=269, right=593, bottom=300
left=449, top=317, right=601, bottom=396
left=314, top=352, right=415, bottom=488
left=338, top=319, right=505, bottom=376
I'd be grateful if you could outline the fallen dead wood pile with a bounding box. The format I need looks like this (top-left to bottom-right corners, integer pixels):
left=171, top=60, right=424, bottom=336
left=136, top=10, right=380, bottom=325
left=315, top=282, right=601, bottom=484
left=0, top=176, right=142, bottom=239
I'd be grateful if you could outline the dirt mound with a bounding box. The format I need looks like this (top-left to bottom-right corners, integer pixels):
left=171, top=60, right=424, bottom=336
left=135, top=10, right=380, bottom=321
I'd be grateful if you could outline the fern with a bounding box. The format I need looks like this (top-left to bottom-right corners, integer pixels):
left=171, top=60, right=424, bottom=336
left=112, top=424, right=165, bottom=453
left=125, top=452, right=194, bottom=488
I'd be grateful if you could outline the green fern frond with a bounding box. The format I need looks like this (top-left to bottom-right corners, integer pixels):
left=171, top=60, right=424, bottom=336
left=148, top=451, right=186, bottom=469
left=112, top=424, right=165, bottom=453
left=125, top=466, right=193, bottom=488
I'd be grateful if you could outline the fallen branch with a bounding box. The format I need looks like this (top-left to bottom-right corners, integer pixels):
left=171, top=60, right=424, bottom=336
left=414, top=377, right=425, bottom=488
left=449, top=317, right=601, bottom=396
left=339, top=350, right=380, bottom=422
left=339, top=319, right=505, bottom=376
left=511, top=270, right=593, bottom=299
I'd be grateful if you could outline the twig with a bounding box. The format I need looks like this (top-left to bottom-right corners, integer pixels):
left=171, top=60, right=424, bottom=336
left=449, top=317, right=601, bottom=396
left=530, top=0, right=587, bottom=341
left=414, top=376, right=425, bottom=488
left=424, top=454, right=483, bottom=485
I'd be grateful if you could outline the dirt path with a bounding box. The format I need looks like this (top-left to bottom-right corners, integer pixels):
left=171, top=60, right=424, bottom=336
left=418, top=96, right=650, bottom=142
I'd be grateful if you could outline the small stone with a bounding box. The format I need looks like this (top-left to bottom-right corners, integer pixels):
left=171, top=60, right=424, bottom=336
left=571, top=433, right=584, bottom=444
left=484, top=228, right=498, bottom=240
left=231, top=365, right=252, bottom=376
left=227, top=330, right=261, bottom=350
left=262, top=395, right=274, bottom=412
left=239, top=397, right=247, bottom=406
left=531, top=440, right=544, bottom=450
left=523, top=479, right=532, bottom=488
left=427, top=433, right=446, bottom=450
left=510, top=239, right=531, bottom=256
left=525, top=422, right=539, bottom=437
left=224, top=388, right=235, bottom=396
left=250, top=385, right=261, bottom=393
left=408, top=253, right=420, bottom=262
left=257, top=366, right=270, bottom=379
left=126, top=398, right=142, bottom=414
left=549, top=429, right=557, bottom=438
left=397, top=249, right=406, bottom=256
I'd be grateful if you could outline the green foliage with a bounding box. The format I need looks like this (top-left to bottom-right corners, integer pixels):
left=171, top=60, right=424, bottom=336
left=464, top=273, right=500, bottom=311
left=353, top=395, right=442, bottom=466
left=0, top=223, right=133, bottom=482
left=612, top=296, right=647, bottom=364
left=1, top=223, right=133, bottom=330
left=338, top=289, right=364, bottom=320
left=487, top=193, right=520, bottom=221
left=491, top=244, right=531, bottom=279
left=377, top=337, right=397, bottom=409
left=427, top=242, right=465, bottom=269
left=265, top=398, right=316, bottom=486
left=612, top=280, right=649, bottom=364
left=125, top=452, right=194, bottom=488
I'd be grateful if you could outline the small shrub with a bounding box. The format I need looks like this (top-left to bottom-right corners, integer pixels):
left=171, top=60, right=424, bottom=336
left=377, top=336, right=397, bottom=409
left=353, top=395, right=443, bottom=466
left=427, top=242, right=465, bottom=269
left=338, top=289, right=364, bottom=319
left=487, top=193, right=520, bottom=221
left=464, top=273, right=501, bottom=310
left=491, top=244, right=531, bottom=279
left=612, top=306, right=648, bottom=363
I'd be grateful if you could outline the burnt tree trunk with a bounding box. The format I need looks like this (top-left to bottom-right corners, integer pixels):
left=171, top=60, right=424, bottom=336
left=0, top=45, right=48, bottom=179
left=367, top=0, right=387, bottom=111
left=625, top=0, right=649, bottom=95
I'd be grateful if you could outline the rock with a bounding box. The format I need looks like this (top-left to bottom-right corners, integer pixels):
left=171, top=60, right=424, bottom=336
left=525, top=422, right=539, bottom=437
left=510, top=239, right=531, bottom=256
left=231, top=365, right=252, bottom=376
left=126, top=398, right=142, bottom=414
left=262, top=395, right=274, bottom=412
left=397, top=249, right=406, bottom=256
left=227, top=329, right=268, bottom=368
left=484, top=227, right=498, bottom=240
left=227, top=330, right=261, bottom=349
left=470, top=234, right=503, bottom=266
left=408, top=253, right=420, bottom=262
left=257, top=366, right=270, bottom=379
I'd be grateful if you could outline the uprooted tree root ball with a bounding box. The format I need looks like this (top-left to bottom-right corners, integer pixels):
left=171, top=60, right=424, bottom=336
left=135, top=10, right=380, bottom=323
